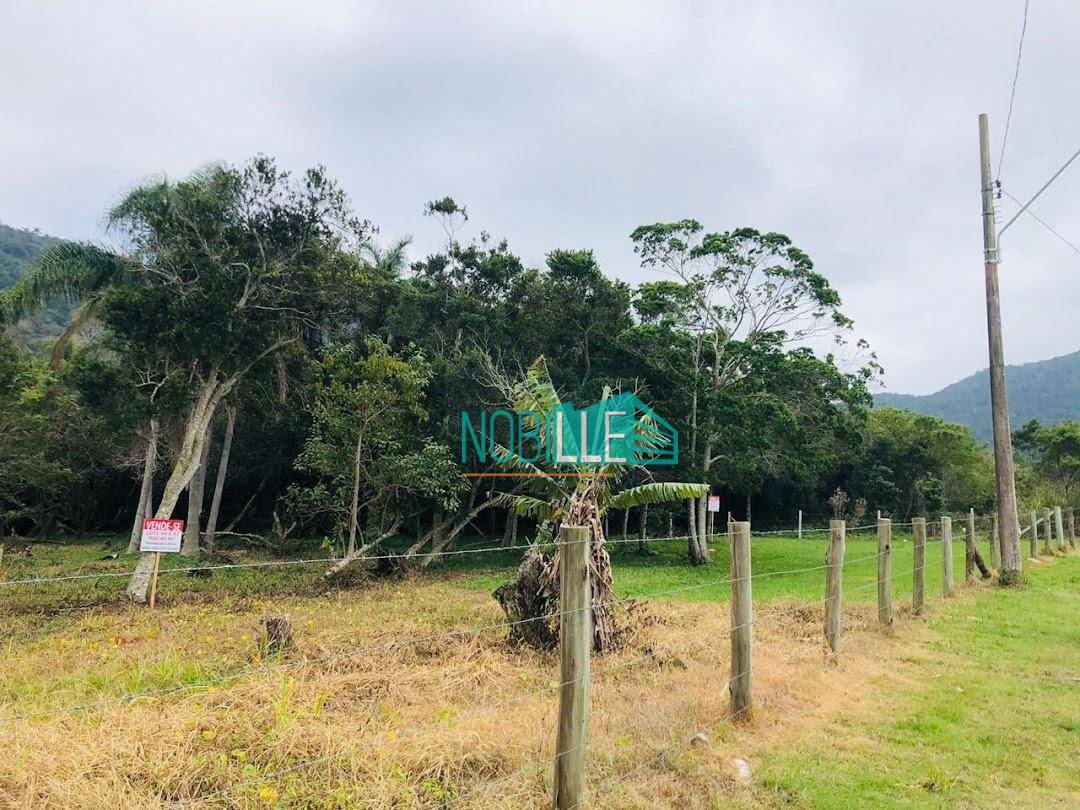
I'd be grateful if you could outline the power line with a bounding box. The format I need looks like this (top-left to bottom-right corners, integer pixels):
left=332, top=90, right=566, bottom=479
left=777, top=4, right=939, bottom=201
left=1002, top=190, right=1080, bottom=257
left=998, top=144, right=1080, bottom=237
left=996, top=0, right=1032, bottom=180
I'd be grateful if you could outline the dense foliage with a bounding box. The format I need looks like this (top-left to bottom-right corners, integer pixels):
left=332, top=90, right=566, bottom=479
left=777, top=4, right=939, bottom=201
left=0, top=158, right=1067, bottom=559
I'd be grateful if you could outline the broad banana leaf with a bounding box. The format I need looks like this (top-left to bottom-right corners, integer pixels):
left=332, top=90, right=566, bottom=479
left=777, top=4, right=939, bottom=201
left=605, top=481, right=709, bottom=511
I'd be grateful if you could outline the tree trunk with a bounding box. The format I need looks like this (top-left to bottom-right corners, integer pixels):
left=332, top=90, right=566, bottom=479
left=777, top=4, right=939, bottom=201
left=203, top=404, right=236, bottom=555
left=347, top=425, right=365, bottom=558
left=492, top=485, right=618, bottom=653
left=128, top=372, right=239, bottom=603
left=686, top=498, right=698, bottom=561
left=696, top=494, right=708, bottom=549
left=182, top=434, right=212, bottom=556
left=501, top=509, right=519, bottom=548
left=695, top=495, right=709, bottom=562
left=621, top=508, right=630, bottom=543
left=409, top=495, right=503, bottom=567
left=690, top=439, right=712, bottom=565
left=223, top=473, right=267, bottom=533
left=492, top=545, right=558, bottom=649
left=564, top=489, right=616, bottom=651
left=49, top=305, right=94, bottom=372
left=431, top=510, right=445, bottom=552
left=638, top=504, right=649, bottom=553
left=127, top=419, right=158, bottom=553
left=323, top=517, right=403, bottom=579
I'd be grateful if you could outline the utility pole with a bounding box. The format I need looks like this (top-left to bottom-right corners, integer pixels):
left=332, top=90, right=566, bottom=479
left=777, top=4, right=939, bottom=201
left=978, top=112, right=1022, bottom=584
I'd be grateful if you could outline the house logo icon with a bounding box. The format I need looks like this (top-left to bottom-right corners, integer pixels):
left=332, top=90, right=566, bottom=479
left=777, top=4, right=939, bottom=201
left=544, top=392, right=678, bottom=466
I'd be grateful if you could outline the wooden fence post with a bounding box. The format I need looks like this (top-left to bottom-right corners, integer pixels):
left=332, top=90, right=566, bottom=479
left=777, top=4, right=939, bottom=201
left=912, top=517, right=926, bottom=616
left=148, top=551, right=162, bottom=610
left=1069, top=508, right=1077, bottom=550
left=1029, top=510, right=1039, bottom=560
left=965, top=509, right=977, bottom=582
left=989, top=513, right=1001, bottom=569
left=729, top=521, right=753, bottom=720
left=1043, top=507, right=1053, bottom=555
left=941, top=515, right=953, bottom=597
left=553, top=525, right=590, bottom=810
left=1054, top=507, right=1066, bottom=552
left=877, top=517, right=892, bottom=629
left=825, top=519, right=845, bottom=656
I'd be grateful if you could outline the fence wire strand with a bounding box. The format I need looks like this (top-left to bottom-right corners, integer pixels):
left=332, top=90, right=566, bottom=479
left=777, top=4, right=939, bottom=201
left=180, top=558, right=886, bottom=808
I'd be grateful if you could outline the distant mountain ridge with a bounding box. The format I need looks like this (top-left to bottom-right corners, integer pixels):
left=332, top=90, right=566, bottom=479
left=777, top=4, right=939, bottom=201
left=875, top=350, right=1080, bottom=443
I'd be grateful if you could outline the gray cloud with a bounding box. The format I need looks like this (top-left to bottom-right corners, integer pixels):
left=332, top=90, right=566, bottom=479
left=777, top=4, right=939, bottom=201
left=2, top=0, right=1077, bottom=394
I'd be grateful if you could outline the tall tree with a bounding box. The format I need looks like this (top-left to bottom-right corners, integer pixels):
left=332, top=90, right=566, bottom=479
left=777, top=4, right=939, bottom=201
left=628, top=223, right=874, bottom=561
left=11, top=158, right=369, bottom=600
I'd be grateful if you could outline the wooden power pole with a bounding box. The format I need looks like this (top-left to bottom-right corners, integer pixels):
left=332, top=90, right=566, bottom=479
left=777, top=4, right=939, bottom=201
left=978, top=112, right=1022, bottom=584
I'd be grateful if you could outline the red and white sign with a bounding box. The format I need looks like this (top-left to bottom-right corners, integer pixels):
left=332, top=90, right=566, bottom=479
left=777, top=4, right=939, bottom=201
left=707, top=495, right=721, bottom=513
left=140, top=519, right=184, bottom=553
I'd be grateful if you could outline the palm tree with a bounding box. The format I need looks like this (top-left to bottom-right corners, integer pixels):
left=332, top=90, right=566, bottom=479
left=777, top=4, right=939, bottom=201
left=0, top=242, right=131, bottom=370
left=0, top=242, right=157, bottom=550
left=490, top=358, right=707, bottom=653
left=358, top=235, right=411, bottom=276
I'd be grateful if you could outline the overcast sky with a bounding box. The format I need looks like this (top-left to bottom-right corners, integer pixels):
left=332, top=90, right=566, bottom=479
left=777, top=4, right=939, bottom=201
left=2, top=1, right=1077, bottom=394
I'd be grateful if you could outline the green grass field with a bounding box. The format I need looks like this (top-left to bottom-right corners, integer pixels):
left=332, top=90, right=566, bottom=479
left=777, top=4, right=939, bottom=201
left=757, top=554, right=1080, bottom=808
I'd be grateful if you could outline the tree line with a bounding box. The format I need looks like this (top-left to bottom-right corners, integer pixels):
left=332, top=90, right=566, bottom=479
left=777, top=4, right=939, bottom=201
left=0, top=157, right=1072, bottom=601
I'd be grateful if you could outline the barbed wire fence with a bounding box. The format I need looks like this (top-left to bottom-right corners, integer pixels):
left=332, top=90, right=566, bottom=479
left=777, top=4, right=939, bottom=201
left=0, top=507, right=1076, bottom=806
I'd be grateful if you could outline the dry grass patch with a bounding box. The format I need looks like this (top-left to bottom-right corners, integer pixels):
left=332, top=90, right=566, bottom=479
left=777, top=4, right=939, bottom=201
left=0, top=567, right=942, bottom=808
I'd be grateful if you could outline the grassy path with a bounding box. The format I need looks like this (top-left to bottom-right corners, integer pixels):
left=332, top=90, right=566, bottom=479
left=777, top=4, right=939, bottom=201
left=753, top=554, right=1080, bottom=808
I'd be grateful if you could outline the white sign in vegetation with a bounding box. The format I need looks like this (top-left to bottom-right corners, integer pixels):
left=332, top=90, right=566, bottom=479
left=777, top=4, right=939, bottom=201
left=140, top=519, right=184, bottom=553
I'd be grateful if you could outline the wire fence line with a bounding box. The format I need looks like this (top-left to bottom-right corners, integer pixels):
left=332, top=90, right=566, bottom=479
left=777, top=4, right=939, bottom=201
left=0, top=544, right=888, bottom=727
left=0, top=525, right=893, bottom=589
left=4, top=506, right=1075, bottom=590
left=561, top=663, right=759, bottom=810
left=3, top=512, right=1074, bottom=806
left=231, top=573, right=893, bottom=809
left=167, top=542, right=888, bottom=808
left=172, top=636, right=729, bottom=808
left=214, top=543, right=900, bottom=807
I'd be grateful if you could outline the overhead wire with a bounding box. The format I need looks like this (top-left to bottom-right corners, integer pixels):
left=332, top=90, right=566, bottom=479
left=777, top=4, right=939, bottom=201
left=996, top=0, right=1032, bottom=180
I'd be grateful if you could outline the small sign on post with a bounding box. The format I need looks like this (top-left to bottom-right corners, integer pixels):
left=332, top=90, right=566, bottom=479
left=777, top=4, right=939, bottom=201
left=707, top=495, right=721, bottom=513
left=140, top=518, right=183, bottom=609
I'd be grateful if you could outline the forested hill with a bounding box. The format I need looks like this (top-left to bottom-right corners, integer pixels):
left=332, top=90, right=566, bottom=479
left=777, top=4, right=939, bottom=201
left=0, top=221, right=68, bottom=346
left=0, top=221, right=61, bottom=287
left=875, top=350, right=1080, bottom=443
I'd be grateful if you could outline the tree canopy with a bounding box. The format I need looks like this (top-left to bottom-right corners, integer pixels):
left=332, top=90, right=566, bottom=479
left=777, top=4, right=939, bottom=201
left=2, top=155, right=1053, bottom=583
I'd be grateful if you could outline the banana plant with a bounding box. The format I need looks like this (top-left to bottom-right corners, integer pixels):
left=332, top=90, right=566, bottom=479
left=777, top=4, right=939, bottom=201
left=491, top=357, right=707, bottom=652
